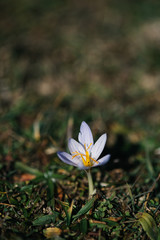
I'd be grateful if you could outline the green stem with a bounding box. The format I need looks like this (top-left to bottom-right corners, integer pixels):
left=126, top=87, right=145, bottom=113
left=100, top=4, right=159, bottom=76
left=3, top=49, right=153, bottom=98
left=86, top=169, right=94, bottom=197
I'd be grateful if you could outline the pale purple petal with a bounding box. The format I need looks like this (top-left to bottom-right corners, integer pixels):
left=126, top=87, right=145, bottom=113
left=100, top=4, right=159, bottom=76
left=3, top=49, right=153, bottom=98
left=68, top=138, right=85, bottom=155
left=78, top=121, right=94, bottom=147
left=76, top=161, right=90, bottom=170
left=57, top=151, right=77, bottom=167
left=91, top=134, right=107, bottom=160
left=92, top=154, right=110, bottom=167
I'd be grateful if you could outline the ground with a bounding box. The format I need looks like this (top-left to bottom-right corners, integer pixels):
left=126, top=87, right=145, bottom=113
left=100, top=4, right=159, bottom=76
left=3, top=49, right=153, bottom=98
left=0, top=0, right=160, bottom=239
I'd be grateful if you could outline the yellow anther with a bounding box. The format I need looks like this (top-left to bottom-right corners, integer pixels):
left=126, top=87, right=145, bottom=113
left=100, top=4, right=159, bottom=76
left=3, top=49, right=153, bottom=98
left=84, top=143, right=92, bottom=151
left=71, top=142, right=98, bottom=167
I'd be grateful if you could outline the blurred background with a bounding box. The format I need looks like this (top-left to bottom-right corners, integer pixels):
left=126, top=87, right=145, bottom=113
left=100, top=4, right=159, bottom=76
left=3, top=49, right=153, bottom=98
left=1, top=2, right=160, bottom=238
left=0, top=0, right=160, bottom=159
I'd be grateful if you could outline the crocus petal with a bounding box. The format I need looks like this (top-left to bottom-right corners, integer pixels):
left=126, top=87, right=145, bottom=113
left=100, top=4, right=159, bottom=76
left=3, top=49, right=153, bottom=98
left=57, top=151, right=77, bottom=167
left=78, top=121, right=94, bottom=146
left=68, top=138, right=85, bottom=155
left=57, top=121, right=110, bottom=170
left=92, top=154, right=110, bottom=167
left=76, top=161, right=90, bottom=170
left=91, top=134, right=107, bottom=160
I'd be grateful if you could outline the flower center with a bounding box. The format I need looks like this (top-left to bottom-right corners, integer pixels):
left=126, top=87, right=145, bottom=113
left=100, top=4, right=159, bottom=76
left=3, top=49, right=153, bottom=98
left=72, top=143, right=98, bottom=167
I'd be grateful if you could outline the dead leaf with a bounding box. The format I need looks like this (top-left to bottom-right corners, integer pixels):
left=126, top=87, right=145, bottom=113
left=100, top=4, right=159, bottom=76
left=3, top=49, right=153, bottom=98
left=43, top=227, right=62, bottom=238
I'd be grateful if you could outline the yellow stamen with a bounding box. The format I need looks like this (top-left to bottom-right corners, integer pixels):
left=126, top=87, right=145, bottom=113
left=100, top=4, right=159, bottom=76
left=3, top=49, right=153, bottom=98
left=72, top=143, right=99, bottom=167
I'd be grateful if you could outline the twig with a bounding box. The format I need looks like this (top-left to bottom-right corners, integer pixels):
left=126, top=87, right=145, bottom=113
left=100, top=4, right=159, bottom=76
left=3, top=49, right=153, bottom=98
left=144, top=174, right=160, bottom=209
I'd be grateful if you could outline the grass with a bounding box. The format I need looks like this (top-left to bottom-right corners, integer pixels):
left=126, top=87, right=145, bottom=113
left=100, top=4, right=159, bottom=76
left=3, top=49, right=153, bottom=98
left=0, top=0, right=160, bottom=239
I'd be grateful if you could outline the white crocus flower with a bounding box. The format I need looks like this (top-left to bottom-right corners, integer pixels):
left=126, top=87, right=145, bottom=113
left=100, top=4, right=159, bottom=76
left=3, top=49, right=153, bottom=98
left=57, top=121, right=110, bottom=197
left=57, top=121, right=110, bottom=170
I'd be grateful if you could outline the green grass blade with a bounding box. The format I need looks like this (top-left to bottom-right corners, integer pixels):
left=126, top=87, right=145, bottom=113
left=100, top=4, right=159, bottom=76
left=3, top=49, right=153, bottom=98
left=73, top=196, right=96, bottom=220
left=136, top=212, right=159, bottom=240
